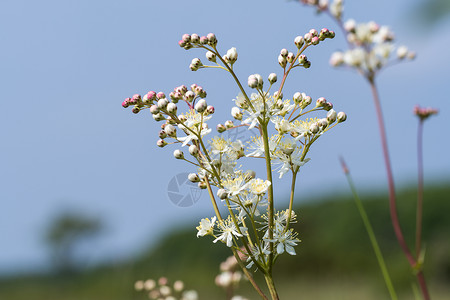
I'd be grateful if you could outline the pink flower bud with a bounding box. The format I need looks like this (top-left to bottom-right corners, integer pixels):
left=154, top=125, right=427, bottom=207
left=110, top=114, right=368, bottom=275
left=182, top=34, right=191, bottom=43
left=206, top=105, right=215, bottom=115
left=207, top=33, right=217, bottom=46
left=150, top=105, right=159, bottom=114
left=122, top=98, right=131, bottom=108
left=316, top=97, right=327, bottom=107
left=156, top=92, right=166, bottom=99
left=248, top=75, right=258, bottom=88
left=311, top=36, right=320, bottom=45
left=200, top=36, right=208, bottom=44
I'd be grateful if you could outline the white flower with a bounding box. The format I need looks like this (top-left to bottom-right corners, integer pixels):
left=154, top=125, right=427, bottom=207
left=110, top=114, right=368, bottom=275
left=246, top=135, right=277, bottom=158
left=213, top=218, right=245, bottom=247
left=196, top=216, right=216, bottom=237
left=248, top=178, right=271, bottom=195
left=222, top=176, right=248, bottom=196
left=272, top=230, right=300, bottom=255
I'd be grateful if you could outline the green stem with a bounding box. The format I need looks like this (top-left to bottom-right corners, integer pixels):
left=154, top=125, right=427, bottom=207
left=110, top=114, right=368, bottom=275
left=261, top=124, right=275, bottom=274
left=264, top=274, right=280, bottom=300
left=339, top=157, right=398, bottom=300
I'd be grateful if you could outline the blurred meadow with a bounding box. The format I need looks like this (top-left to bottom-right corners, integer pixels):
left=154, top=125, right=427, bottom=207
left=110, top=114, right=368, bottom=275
left=1, top=0, right=449, bottom=299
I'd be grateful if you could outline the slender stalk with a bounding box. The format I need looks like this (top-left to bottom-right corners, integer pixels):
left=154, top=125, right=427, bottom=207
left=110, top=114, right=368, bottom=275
left=264, top=274, right=280, bottom=300
left=368, top=77, right=430, bottom=300
left=230, top=247, right=269, bottom=300
left=261, top=124, right=275, bottom=275
left=415, top=120, right=424, bottom=259
left=285, top=170, right=298, bottom=232
left=339, top=157, right=398, bottom=300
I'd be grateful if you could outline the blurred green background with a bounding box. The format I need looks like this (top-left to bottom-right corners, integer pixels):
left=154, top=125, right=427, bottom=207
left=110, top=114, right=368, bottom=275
left=1, top=183, right=449, bottom=299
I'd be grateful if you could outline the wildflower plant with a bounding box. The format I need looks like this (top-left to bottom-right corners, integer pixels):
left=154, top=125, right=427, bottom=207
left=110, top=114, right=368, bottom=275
left=299, top=1, right=437, bottom=299
left=123, top=29, right=346, bottom=299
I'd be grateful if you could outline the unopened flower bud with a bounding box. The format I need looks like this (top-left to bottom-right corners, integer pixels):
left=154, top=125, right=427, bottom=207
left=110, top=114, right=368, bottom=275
left=337, top=111, right=347, bottom=122
left=231, top=107, right=242, bottom=120
left=407, top=51, right=416, bottom=60
left=310, top=123, right=320, bottom=134
left=216, top=124, right=226, bottom=133
left=280, top=48, right=288, bottom=57
left=330, top=52, right=344, bottom=67
left=200, top=36, right=208, bottom=44
left=157, top=139, right=167, bottom=147
left=316, top=97, right=326, bottom=108
left=224, top=120, right=234, bottom=128
left=309, top=29, right=318, bottom=37
left=122, top=98, right=131, bottom=108
left=173, top=281, right=184, bottom=292
left=303, top=60, right=311, bottom=68
left=166, top=103, right=177, bottom=114
left=293, top=92, right=303, bottom=104
left=301, top=95, right=312, bottom=109
left=165, top=124, right=177, bottom=136
left=159, top=130, right=167, bottom=139
left=319, top=118, right=328, bottom=128
left=182, top=34, right=191, bottom=43
left=195, top=99, right=207, bottom=113
left=298, top=54, right=307, bottom=64
left=327, top=109, right=337, bottom=123
left=153, top=113, right=165, bottom=121
left=157, top=98, right=169, bottom=109
left=191, top=58, right=202, bottom=67
left=254, top=74, right=263, bottom=88
left=198, top=181, right=207, bottom=189
left=268, top=73, right=277, bottom=84
left=188, top=173, right=200, bottom=182
left=396, top=46, right=408, bottom=59
left=311, top=36, right=320, bottom=45
left=173, top=149, right=184, bottom=159
left=304, top=32, right=313, bottom=43
left=206, top=105, right=215, bottom=115
left=217, top=189, right=228, bottom=200
left=150, top=105, right=159, bottom=114
left=344, top=19, right=356, bottom=32
left=248, top=74, right=258, bottom=88
left=206, top=51, right=216, bottom=62
left=156, top=92, right=165, bottom=100
left=226, top=47, right=238, bottom=63
left=189, top=144, right=199, bottom=156
left=278, top=54, right=287, bottom=68
left=207, top=33, right=217, bottom=46
left=323, top=102, right=333, bottom=111
left=191, top=33, right=200, bottom=43
left=294, top=36, right=304, bottom=48
left=287, top=52, right=295, bottom=63
left=131, top=106, right=140, bottom=114
left=274, top=91, right=283, bottom=100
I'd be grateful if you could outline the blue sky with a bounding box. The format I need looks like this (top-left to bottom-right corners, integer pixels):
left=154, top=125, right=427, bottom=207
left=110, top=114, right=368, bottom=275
left=1, top=0, right=449, bottom=274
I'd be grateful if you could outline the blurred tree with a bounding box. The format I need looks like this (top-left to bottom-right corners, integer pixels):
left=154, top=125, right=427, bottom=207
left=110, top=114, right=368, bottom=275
left=44, top=212, right=102, bottom=274
left=413, top=0, right=450, bottom=26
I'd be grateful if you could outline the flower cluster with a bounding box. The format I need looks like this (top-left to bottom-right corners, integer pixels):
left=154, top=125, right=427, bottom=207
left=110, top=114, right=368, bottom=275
left=300, top=0, right=415, bottom=77
left=124, top=30, right=346, bottom=298
left=413, top=105, right=438, bottom=121
left=135, top=277, right=198, bottom=300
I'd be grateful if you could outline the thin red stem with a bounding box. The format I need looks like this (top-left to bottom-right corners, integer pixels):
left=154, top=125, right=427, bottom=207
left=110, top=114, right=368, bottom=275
left=368, top=77, right=430, bottom=300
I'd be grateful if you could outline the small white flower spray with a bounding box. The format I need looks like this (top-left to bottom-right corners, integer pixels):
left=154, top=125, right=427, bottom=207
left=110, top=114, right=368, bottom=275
left=299, top=1, right=436, bottom=299
left=123, top=30, right=346, bottom=300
